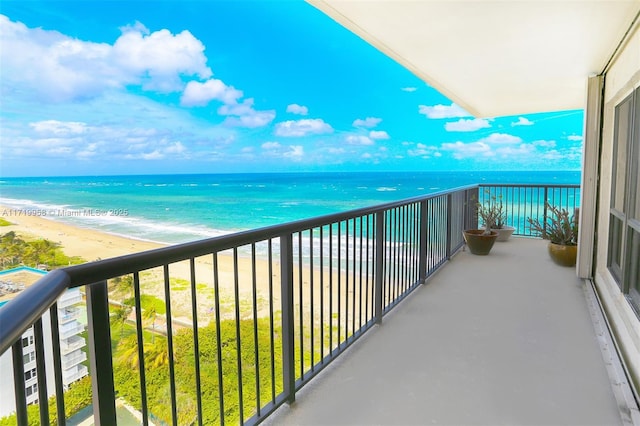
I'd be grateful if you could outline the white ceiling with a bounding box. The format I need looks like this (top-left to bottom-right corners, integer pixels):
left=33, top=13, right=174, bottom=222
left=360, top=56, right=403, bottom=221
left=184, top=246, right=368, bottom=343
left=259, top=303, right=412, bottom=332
left=307, top=0, right=640, bottom=118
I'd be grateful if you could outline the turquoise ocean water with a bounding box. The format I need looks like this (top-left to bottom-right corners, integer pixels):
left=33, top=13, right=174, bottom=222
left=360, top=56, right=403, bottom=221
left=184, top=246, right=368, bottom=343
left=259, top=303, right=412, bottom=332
left=0, top=171, right=580, bottom=244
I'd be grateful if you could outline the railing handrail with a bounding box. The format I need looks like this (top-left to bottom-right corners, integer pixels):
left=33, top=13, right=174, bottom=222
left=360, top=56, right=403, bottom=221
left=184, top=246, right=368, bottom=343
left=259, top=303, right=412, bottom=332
left=479, top=183, right=580, bottom=189
left=0, top=184, right=478, bottom=357
left=0, top=269, right=70, bottom=354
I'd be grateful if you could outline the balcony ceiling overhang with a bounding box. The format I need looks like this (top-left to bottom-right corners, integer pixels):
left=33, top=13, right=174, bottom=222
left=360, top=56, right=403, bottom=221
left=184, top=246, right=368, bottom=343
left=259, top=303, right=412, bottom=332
left=307, top=0, right=640, bottom=118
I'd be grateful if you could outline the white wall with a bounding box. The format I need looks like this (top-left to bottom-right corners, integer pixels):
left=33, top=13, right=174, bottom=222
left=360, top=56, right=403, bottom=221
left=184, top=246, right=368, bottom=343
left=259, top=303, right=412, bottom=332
left=596, top=18, right=640, bottom=394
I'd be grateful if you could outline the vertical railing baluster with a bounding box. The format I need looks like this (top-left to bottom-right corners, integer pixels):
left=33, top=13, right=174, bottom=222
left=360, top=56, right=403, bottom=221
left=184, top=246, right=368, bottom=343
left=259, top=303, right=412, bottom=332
left=319, top=228, right=324, bottom=363
left=188, top=260, right=203, bottom=426
left=268, top=240, right=276, bottom=403
left=33, top=318, right=49, bottom=425
left=374, top=211, right=385, bottom=324
left=232, top=249, right=244, bottom=424
left=309, top=229, right=315, bottom=371
left=419, top=200, right=428, bottom=283
left=12, top=339, right=27, bottom=426
left=329, top=224, right=333, bottom=354
left=280, top=233, right=295, bottom=403
left=49, top=304, right=66, bottom=426
left=337, top=221, right=342, bottom=348
left=132, top=272, right=149, bottom=426
left=86, top=280, right=116, bottom=426
left=543, top=186, right=549, bottom=235
left=212, top=253, right=225, bottom=425
left=446, top=193, right=453, bottom=259
left=162, top=265, right=178, bottom=426
left=251, top=244, right=261, bottom=416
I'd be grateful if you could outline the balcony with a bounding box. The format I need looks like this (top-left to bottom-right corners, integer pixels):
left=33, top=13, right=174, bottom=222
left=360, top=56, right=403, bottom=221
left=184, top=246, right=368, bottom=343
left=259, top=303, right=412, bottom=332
left=58, top=323, right=85, bottom=340
left=61, top=350, right=87, bottom=370
left=1, top=183, right=637, bottom=425
left=60, top=334, right=86, bottom=355
left=265, top=237, right=633, bottom=425
left=62, top=365, right=88, bottom=386
left=58, top=306, right=80, bottom=324
left=58, top=289, right=82, bottom=308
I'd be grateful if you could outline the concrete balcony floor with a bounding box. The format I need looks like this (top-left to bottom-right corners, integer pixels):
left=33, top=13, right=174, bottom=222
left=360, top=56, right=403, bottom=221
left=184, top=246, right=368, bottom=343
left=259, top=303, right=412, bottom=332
left=267, top=237, right=638, bottom=426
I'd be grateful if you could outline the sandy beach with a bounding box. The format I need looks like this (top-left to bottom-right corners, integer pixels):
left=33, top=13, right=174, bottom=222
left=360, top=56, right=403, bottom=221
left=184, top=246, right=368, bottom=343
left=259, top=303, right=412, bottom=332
left=0, top=205, right=361, bottom=335
left=0, top=205, right=280, bottom=321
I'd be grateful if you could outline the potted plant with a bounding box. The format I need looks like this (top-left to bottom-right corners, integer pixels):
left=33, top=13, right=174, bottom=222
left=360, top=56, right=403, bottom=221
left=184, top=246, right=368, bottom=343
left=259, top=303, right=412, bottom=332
left=463, top=195, right=499, bottom=255
left=527, top=202, right=578, bottom=266
left=480, top=192, right=515, bottom=242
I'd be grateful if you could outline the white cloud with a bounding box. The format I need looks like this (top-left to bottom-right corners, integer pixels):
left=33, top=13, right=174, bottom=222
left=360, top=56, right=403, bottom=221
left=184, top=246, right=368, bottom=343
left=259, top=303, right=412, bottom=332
left=444, top=118, right=491, bottom=132
left=259, top=142, right=304, bottom=161
left=511, top=117, right=534, bottom=126
left=567, top=135, right=583, bottom=141
left=222, top=110, right=276, bottom=128
left=441, top=141, right=492, bottom=159
left=408, top=143, right=440, bottom=158
left=401, top=87, right=417, bottom=92
left=418, top=103, right=470, bottom=119
left=327, top=147, right=346, bottom=154
left=477, top=133, right=522, bottom=145
left=30, top=120, right=88, bottom=135
left=346, top=135, right=374, bottom=145
left=181, top=79, right=243, bottom=106
left=369, top=130, right=390, bottom=140
left=1, top=16, right=212, bottom=102
left=274, top=119, right=333, bottom=137
left=215, top=98, right=275, bottom=128
left=286, top=104, right=308, bottom=115
left=261, top=141, right=282, bottom=150
left=353, top=117, right=382, bottom=128
left=113, top=23, right=212, bottom=92
left=284, top=145, right=304, bottom=160
left=533, top=140, right=556, bottom=148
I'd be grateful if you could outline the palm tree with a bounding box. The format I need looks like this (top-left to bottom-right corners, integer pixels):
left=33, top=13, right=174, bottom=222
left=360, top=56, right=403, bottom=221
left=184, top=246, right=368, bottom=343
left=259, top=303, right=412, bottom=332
left=146, top=339, right=169, bottom=368
left=117, top=335, right=142, bottom=369
left=142, top=306, right=158, bottom=343
left=110, top=305, right=132, bottom=339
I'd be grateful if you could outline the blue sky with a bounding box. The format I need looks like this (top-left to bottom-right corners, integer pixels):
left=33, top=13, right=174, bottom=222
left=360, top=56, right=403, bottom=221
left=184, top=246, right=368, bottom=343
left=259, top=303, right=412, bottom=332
left=0, top=1, right=584, bottom=177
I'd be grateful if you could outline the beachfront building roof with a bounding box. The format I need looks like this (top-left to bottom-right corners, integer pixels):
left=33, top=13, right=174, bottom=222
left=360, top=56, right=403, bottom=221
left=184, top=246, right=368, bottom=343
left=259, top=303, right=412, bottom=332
left=0, top=267, right=88, bottom=418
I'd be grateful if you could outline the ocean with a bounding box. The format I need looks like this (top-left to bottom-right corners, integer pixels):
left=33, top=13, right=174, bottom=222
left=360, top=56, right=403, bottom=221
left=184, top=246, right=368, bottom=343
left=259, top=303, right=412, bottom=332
left=0, top=171, right=580, bottom=244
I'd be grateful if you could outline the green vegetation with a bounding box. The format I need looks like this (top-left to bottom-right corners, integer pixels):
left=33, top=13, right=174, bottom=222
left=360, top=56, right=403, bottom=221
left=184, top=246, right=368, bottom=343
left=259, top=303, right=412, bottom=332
left=0, top=218, right=12, bottom=226
left=112, top=318, right=284, bottom=425
left=0, top=231, right=84, bottom=270
left=0, top=376, right=92, bottom=426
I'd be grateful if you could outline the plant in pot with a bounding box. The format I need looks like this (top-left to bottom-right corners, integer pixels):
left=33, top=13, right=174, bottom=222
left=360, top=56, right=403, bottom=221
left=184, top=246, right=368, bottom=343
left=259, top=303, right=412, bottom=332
left=480, top=192, right=515, bottom=242
left=527, top=202, right=578, bottom=267
left=463, top=196, right=499, bottom=255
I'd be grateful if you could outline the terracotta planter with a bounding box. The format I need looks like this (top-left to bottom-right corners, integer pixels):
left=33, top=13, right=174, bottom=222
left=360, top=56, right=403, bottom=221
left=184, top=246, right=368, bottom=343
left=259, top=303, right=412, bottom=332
left=548, top=243, right=577, bottom=267
left=492, top=226, right=515, bottom=242
left=463, top=229, right=498, bottom=255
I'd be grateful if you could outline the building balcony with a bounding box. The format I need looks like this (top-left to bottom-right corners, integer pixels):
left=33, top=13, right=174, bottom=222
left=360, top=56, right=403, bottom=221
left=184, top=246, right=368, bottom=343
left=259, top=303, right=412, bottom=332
left=60, top=334, right=85, bottom=355
left=57, top=306, right=80, bottom=324
left=58, top=323, right=84, bottom=340
left=57, top=289, right=82, bottom=308
left=62, top=364, right=88, bottom=386
left=265, top=237, right=637, bottom=425
left=61, top=350, right=87, bottom=370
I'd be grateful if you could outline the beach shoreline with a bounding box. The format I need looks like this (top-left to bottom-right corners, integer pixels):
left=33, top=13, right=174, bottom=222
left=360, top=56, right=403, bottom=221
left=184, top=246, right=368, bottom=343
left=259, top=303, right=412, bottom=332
left=0, top=205, right=283, bottom=321
left=0, top=204, right=166, bottom=261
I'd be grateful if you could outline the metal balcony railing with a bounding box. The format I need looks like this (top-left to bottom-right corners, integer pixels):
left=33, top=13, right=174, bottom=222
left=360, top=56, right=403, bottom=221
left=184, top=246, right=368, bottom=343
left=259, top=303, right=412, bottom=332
left=0, top=183, right=580, bottom=425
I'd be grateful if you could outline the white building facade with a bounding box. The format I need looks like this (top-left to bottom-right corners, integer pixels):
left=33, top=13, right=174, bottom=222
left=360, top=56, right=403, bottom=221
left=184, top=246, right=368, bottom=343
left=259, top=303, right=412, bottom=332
left=0, top=267, right=88, bottom=418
